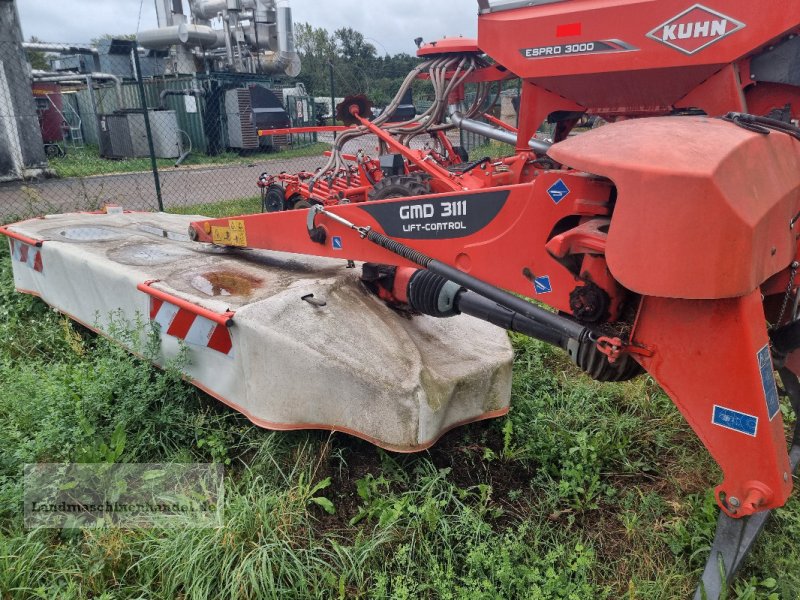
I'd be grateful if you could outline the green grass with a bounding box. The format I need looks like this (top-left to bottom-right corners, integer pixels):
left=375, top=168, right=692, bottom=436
left=48, top=143, right=331, bottom=179
left=468, top=141, right=517, bottom=161
left=167, top=196, right=262, bottom=218
left=1, top=237, right=799, bottom=599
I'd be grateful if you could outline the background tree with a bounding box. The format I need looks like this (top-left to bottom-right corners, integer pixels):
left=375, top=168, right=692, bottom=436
left=294, top=22, right=422, bottom=109
left=295, top=23, right=338, bottom=96
left=25, top=36, right=49, bottom=71
left=90, top=33, right=137, bottom=46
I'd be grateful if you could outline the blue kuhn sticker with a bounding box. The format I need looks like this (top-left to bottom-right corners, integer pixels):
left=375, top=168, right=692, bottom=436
left=534, top=276, right=552, bottom=294
left=712, top=405, right=758, bottom=437
left=757, top=344, right=781, bottom=421
left=332, top=236, right=343, bottom=250
left=547, top=179, right=571, bottom=204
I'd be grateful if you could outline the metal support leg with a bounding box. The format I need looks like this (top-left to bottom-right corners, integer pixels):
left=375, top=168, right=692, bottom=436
left=694, top=368, right=800, bottom=600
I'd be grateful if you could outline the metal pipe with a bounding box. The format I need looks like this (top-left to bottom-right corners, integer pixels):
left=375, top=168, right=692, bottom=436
left=32, top=71, right=123, bottom=108
left=246, top=0, right=274, bottom=50
left=138, top=24, right=221, bottom=50
left=159, top=87, right=205, bottom=109
left=23, top=42, right=98, bottom=56
left=154, top=0, right=174, bottom=27
left=479, top=0, right=569, bottom=14
left=266, top=5, right=301, bottom=76
left=449, top=110, right=551, bottom=154
left=190, top=0, right=255, bottom=20
left=33, top=79, right=82, bottom=86
left=131, top=49, right=164, bottom=212
left=30, top=69, right=76, bottom=77
left=222, top=14, right=235, bottom=67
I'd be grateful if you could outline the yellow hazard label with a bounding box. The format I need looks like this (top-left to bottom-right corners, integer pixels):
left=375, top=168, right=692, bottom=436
left=211, top=220, right=248, bottom=247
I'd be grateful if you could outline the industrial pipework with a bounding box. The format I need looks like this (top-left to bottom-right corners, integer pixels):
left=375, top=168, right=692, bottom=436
left=448, top=110, right=552, bottom=155
left=31, top=70, right=124, bottom=108
left=22, top=42, right=99, bottom=57
left=137, top=0, right=301, bottom=76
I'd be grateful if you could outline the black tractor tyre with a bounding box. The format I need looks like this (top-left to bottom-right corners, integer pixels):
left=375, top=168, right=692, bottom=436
left=44, top=143, right=65, bottom=158
left=368, top=174, right=431, bottom=200
left=293, top=200, right=313, bottom=210
left=573, top=340, right=644, bottom=383
left=262, top=184, right=286, bottom=213
left=284, top=193, right=305, bottom=209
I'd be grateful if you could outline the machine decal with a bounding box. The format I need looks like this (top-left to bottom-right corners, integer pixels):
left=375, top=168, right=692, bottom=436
left=533, top=276, right=553, bottom=294
left=358, top=190, right=508, bottom=240
left=519, top=39, right=637, bottom=60
left=9, top=239, right=43, bottom=273
left=712, top=405, right=758, bottom=437
left=547, top=179, right=571, bottom=204
left=646, top=4, right=745, bottom=55
left=757, top=344, right=781, bottom=421
left=211, top=219, right=248, bottom=247
left=332, top=236, right=343, bottom=250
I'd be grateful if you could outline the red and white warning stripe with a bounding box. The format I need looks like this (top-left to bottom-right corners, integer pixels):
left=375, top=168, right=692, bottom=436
left=138, top=282, right=235, bottom=356
left=148, top=296, right=234, bottom=355
left=9, top=238, right=43, bottom=273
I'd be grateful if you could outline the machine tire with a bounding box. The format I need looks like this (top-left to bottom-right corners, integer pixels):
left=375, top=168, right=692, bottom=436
left=368, top=173, right=431, bottom=200
left=574, top=340, right=644, bottom=383
left=262, top=184, right=286, bottom=213
left=44, top=144, right=65, bottom=158
left=284, top=194, right=305, bottom=209
left=293, top=200, right=313, bottom=210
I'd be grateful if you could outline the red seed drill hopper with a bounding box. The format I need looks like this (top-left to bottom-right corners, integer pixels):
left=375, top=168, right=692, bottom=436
left=185, top=1, right=800, bottom=596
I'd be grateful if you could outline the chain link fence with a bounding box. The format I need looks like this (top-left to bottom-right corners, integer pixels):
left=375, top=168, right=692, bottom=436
left=0, top=38, right=334, bottom=224
left=1, top=37, right=501, bottom=226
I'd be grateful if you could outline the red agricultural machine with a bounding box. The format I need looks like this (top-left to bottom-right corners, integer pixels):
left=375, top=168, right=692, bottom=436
left=254, top=45, right=540, bottom=210
left=193, top=0, right=800, bottom=596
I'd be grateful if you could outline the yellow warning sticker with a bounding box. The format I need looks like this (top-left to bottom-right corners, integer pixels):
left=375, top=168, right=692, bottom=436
left=211, top=220, right=248, bottom=247
left=229, top=220, right=247, bottom=246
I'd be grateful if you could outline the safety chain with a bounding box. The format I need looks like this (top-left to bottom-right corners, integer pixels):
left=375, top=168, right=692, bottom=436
left=774, top=261, right=800, bottom=329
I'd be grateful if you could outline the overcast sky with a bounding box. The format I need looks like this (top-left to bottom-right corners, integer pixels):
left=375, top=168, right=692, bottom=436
left=17, top=0, right=479, bottom=55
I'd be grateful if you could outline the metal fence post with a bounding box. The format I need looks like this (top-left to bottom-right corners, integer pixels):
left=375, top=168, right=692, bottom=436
left=329, top=60, right=336, bottom=141
left=130, top=43, right=164, bottom=212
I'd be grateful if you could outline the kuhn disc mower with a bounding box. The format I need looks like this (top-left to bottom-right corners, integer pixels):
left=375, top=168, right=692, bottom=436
left=187, top=1, right=800, bottom=596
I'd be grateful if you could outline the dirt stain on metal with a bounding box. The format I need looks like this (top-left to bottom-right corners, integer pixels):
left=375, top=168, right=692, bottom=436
left=190, top=270, right=264, bottom=297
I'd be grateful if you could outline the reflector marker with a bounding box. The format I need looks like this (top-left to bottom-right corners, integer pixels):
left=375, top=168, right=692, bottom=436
left=147, top=296, right=234, bottom=356
left=556, top=23, right=582, bottom=37
left=140, top=284, right=235, bottom=356
left=9, top=239, right=43, bottom=273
